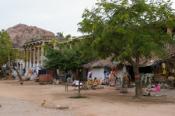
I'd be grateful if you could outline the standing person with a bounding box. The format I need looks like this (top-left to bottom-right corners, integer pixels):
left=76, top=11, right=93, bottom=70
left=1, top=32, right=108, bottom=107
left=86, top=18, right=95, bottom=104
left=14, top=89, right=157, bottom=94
left=65, top=71, right=72, bottom=92
left=27, top=68, right=32, bottom=80
left=65, top=71, right=68, bottom=92
left=2, top=64, right=6, bottom=77
left=66, top=76, right=72, bottom=92
left=22, top=68, right=26, bottom=76
left=12, top=68, right=17, bottom=79
left=87, top=71, right=92, bottom=80
left=104, top=70, right=107, bottom=78
left=120, top=73, right=129, bottom=93
left=36, top=66, right=40, bottom=77
left=109, top=69, right=117, bottom=86
left=109, top=71, right=113, bottom=86
left=104, top=70, right=109, bottom=85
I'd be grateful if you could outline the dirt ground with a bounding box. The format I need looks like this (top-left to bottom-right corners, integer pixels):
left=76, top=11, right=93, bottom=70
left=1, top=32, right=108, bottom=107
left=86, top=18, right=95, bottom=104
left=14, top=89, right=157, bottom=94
left=0, top=80, right=175, bottom=116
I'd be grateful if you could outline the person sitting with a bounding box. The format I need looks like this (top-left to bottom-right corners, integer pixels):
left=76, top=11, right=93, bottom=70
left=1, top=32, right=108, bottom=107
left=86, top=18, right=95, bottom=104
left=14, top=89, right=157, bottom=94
left=143, top=87, right=151, bottom=96
left=151, top=83, right=161, bottom=93
left=92, top=77, right=98, bottom=89
left=143, top=82, right=161, bottom=96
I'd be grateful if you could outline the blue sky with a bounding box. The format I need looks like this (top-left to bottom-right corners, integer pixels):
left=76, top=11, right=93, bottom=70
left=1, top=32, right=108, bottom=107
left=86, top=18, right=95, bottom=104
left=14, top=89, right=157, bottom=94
left=0, top=0, right=174, bottom=36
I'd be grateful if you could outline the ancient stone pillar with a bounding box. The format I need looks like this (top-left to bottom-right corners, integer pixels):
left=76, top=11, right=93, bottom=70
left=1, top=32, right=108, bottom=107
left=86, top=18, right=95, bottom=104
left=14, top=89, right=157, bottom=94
left=27, top=48, right=29, bottom=68
left=41, top=42, right=44, bottom=67
left=33, top=46, right=36, bottom=67
left=35, top=47, right=38, bottom=66
left=38, top=46, right=41, bottom=66
left=29, top=47, right=32, bottom=68
left=24, top=48, right=27, bottom=69
left=26, top=48, right=28, bottom=69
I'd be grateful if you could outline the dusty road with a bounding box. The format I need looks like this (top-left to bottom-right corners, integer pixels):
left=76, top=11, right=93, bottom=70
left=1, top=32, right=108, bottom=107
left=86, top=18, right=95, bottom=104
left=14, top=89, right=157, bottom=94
left=0, top=80, right=175, bottom=116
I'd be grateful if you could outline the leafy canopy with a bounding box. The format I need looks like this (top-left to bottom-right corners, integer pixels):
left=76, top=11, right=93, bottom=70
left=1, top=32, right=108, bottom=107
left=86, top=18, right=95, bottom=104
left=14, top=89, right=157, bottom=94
left=79, top=0, right=175, bottom=64
left=0, top=30, right=13, bottom=67
left=45, top=37, right=98, bottom=71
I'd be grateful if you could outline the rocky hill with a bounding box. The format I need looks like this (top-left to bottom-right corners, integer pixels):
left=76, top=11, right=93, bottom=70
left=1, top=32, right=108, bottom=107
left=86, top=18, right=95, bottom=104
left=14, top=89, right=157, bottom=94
left=7, top=24, right=55, bottom=48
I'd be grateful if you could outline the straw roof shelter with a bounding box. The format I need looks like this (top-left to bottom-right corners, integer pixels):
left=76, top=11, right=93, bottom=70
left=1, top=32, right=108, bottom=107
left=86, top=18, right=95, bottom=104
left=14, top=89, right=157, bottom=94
left=83, top=57, right=117, bottom=69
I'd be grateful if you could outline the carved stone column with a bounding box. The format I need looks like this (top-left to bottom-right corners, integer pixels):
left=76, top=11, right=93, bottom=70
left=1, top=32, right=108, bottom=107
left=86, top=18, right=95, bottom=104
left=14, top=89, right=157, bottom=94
left=24, top=48, right=27, bottom=69
left=26, top=48, right=28, bottom=69
left=41, top=42, right=44, bottom=67
left=33, top=46, right=36, bottom=67
left=35, top=47, right=38, bottom=66
left=37, top=46, right=41, bottom=66
left=38, top=46, right=41, bottom=66
left=29, top=47, right=32, bottom=68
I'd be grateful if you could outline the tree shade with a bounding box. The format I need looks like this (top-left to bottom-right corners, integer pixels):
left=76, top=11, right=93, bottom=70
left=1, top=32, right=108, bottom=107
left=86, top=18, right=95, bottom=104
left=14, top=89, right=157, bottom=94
left=78, top=0, right=175, bottom=97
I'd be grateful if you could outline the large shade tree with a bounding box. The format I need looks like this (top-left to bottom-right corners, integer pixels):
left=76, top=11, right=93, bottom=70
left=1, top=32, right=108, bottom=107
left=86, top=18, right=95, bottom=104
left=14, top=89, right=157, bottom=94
left=0, top=30, right=24, bottom=83
left=79, top=0, right=175, bottom=97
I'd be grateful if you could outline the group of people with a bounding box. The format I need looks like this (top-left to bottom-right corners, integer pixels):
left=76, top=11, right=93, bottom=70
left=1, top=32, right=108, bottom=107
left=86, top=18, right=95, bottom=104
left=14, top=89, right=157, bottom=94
left=23, top=66, right=42, bottom=80
left=0, top=63, right=26, bottom=80
left=87, top=71, right=102, bottom=89
left=107, top=68, right=130, bottom=88
left=1, top=64, right=9, bottom=77
left=87, top=66, right=131, bottom=92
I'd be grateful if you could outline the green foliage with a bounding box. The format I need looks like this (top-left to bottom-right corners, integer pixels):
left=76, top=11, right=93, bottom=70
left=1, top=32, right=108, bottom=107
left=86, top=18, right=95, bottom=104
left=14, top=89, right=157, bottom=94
left=79, top=0, right=175, bottom=96
left=79, top=0, right=175, bottom=64
left=45, top=36, right=98, bottom=71
left=0, top=30, right=13, bottom=66
left=10, top=48, right=24, bottom=61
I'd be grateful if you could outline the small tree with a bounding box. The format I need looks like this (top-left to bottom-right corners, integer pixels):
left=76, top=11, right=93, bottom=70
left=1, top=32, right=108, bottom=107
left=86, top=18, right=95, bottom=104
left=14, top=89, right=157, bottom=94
left=45, top=37, right=97, bottom=96
left=0, top=30, right=13, bottom=67
left=79, top=0, right=175, bottom=97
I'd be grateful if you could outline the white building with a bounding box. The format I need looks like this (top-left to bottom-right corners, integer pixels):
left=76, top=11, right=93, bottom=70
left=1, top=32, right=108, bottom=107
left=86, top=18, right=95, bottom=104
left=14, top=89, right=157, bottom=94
left=84, top=58, right=115, bottom=80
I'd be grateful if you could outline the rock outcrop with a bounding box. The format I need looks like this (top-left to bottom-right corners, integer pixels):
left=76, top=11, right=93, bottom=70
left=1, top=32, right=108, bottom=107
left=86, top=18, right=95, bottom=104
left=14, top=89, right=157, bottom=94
left=7, top=24, right=55, bottom=48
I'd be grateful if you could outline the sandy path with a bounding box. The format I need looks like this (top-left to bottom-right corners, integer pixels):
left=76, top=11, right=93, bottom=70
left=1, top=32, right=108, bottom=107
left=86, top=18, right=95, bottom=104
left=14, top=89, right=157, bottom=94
left=0, top=97, right=71, bottom=116
left=0, top=80, right=175, bottom=116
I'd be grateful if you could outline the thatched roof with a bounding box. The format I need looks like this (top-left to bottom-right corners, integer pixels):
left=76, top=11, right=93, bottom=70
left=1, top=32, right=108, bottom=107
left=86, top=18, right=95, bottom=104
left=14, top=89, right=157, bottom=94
left=83, top=57, right=162, bottom=68
left=139, top=58, right=161, bottom=67
left=83, top=57, right=117, bottom=69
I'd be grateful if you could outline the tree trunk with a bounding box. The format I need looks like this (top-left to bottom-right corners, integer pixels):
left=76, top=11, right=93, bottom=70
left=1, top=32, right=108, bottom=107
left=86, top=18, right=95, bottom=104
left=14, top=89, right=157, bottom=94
left=76, top=69, right=81, bottom=97
left=78, top=79, right=81, bottom=97
left=8, top=66, right=13, bottom=80
left=133, top=58, right=142, bottom=97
